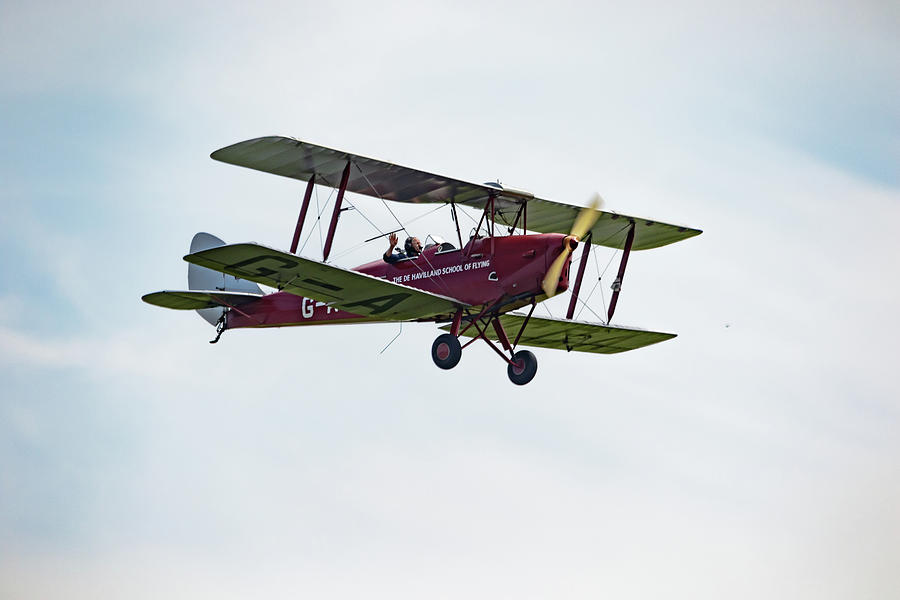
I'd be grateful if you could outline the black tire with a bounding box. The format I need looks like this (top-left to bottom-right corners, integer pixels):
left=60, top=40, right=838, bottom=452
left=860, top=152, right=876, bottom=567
left=431, top=333, right=462, bottom=370
left=507, top=350, right=538, bottom=385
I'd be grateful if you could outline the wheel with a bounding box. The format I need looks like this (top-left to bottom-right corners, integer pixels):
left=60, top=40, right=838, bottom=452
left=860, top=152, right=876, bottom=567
left=431, top=333, right=462, bottom=370
left=507, top=350, right=538, bottom=385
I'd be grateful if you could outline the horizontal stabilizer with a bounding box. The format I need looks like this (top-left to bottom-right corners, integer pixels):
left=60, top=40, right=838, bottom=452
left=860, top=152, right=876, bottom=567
left=142, top=290, right=263, bottom=311
left=443, top=314, right=676, bottom=354
left=184, top=243, right=467, bottom=321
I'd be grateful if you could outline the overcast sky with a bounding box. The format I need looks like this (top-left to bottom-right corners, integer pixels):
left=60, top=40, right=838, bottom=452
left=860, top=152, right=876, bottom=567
left=1, top=1, right=898, bottom=598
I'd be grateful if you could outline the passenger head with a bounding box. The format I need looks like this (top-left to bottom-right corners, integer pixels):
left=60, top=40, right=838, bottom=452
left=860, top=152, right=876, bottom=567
left=405, top=236, right=421, bottom=255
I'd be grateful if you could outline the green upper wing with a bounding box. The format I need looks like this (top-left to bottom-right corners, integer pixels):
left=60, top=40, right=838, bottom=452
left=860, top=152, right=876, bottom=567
left=211, top=136, right=702, bottom=250
left=184, top=243, right=466, bottom=321
left=489, top=199, right=701, bottom=251
left=443, top=313, right=676, bottom=354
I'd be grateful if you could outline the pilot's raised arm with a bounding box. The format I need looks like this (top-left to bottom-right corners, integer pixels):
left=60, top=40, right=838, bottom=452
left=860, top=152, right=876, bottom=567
left=383, top=232, right=404, bottom=264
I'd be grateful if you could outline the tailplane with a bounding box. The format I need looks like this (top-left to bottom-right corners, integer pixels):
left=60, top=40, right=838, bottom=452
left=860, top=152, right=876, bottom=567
left=188, top=232, right=263, bottom=325
left=141, top=233, right=264, bottom=328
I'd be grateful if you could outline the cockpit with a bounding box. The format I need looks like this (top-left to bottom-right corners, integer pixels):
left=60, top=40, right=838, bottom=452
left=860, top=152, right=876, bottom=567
left=422, top=234, right=457, bottom=253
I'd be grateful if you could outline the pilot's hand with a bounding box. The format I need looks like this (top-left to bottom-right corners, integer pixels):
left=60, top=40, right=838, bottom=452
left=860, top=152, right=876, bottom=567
left=388, top=233, right=398, bottom=247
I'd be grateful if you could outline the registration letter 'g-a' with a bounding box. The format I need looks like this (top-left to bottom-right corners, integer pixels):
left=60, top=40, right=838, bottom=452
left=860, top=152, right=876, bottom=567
left=342, top=293, right=411, bottom=315
left=227, top=254, right=298, bottom=278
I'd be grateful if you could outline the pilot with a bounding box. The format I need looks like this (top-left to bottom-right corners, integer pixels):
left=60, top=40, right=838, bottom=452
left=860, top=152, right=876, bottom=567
left=405, top=236, right=423, bottom=257
left=383, top=233, right=422, bottom=264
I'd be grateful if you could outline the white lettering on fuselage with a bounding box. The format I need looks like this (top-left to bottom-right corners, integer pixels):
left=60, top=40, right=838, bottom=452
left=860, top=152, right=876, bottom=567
left=302, top=297, right=314, bottom=318
left=392, top=259, right=491, bottom=284
left=301, top=298, right=337, bottom=319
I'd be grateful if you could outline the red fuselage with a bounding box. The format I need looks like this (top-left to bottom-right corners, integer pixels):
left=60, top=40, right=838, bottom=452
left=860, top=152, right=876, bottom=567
left=225, top=234, right=572, bottom=329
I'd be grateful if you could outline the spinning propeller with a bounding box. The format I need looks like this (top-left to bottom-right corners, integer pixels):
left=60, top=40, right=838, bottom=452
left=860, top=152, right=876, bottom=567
left=541, top=194, right=603, bottom=298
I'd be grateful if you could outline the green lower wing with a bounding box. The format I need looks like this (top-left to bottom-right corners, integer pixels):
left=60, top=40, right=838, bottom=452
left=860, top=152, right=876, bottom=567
left=444, top=314, right=676, bottom=354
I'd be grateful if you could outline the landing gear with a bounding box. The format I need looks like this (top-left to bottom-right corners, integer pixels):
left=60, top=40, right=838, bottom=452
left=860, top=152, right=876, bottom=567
left=431, top=333, right=462, bottom=370
left=430, top=303, right=541, bottom=384
left=507, top=349, right=537, bottom=385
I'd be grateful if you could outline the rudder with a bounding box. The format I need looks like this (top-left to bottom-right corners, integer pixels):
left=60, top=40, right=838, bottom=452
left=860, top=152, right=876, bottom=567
left=188, top=232, right=263, bottom=325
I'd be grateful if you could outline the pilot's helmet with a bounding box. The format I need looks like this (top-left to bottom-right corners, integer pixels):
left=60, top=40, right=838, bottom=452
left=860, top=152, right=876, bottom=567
left=404, top=237, right=420, bottom=255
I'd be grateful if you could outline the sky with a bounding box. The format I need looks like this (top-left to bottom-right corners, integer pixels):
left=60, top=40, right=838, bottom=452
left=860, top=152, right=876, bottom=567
left=1, top=1, right=898, bottom=598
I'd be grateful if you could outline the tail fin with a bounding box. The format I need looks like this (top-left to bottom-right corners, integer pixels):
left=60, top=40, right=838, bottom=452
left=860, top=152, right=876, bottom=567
left=188, top=232, right=263, bottom=325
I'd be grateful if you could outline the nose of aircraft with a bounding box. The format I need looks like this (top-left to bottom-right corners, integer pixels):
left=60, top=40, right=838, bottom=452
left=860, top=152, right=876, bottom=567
left=541, top=197, right=602, bottom=297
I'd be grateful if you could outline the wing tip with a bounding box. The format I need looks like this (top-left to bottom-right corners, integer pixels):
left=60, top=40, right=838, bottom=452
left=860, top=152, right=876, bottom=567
left=210, top=135, right=296, bottom=162
left=141, top=290, right=196, bottom=310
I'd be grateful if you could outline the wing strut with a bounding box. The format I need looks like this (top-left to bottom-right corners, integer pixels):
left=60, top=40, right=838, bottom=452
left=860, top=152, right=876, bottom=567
left=566, top=232, right=592, bottom=319
left=322, top=162, right=351, bottom=261
left=466, top=197, right=490, bottom=258
left=606, top=222, right=635, bottom=322
left=450, top=201, right=464, bottom=250
left=290, top=175, right=316, bottom=254
left=490, top=194, right=496, bottom=257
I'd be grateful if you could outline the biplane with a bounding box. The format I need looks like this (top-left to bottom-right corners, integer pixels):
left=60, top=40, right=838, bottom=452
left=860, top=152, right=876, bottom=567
left=143, top=136, right=701, bottom=385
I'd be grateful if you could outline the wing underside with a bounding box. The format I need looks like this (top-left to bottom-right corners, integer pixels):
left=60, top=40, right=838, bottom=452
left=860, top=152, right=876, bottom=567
left=212, top=136, right=702, bottom=250
left=183, top=243, right=466, bottom=321
left=443, top=314, right=676, bottom=354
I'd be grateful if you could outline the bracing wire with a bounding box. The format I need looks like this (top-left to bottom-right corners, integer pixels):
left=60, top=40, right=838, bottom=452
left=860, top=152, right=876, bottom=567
left=576, top=245, right=610, bottom=321
left=570, top=223, right=631, bottom=321
left=600, top=248, right=619, bottom=278
left=540, top=301, right=554, bottom=319
left=316, top=186, right=325, bottom=253
left=328, top=204, right=448, bottom=262
left=326, top=199, right=458, bottom=294
left=575, top=278, right=603, bottom=321
left=351, top=168, right=459, bottom=295
left=594, top=245, right=610, bottom=320
left=572, top=293, right=606, bottom=323
left=354, top=162, right=409, bottom=237
left=299, top=185, right=335, bottom=255
left=343, top=197, right=384, bottom=236
left=598, top=285, right=607, bottom=323
left=315, top=165, right=459, bottom=297
left=329, top=239, right=378, bottom=262
left=379, top=322, right=403, bottom=354
left=406, top=203, right=447, bottom=225
left=574, top=252, right=602, bottom=321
